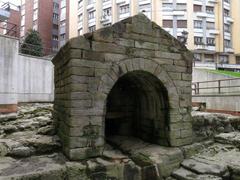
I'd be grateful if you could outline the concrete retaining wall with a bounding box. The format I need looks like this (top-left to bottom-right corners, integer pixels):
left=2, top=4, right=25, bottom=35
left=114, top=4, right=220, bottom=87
left=192, top=68, right=240, bottom=112
left=0, top=35, right=54, bottom=112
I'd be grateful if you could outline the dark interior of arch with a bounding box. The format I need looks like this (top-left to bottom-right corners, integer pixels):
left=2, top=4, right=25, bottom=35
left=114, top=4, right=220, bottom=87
left=105, top=70, right=170, bottom=146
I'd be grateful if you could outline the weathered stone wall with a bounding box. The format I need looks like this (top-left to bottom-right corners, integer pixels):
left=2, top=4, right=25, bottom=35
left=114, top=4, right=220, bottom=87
left=52, top=14, right=193, bottom=160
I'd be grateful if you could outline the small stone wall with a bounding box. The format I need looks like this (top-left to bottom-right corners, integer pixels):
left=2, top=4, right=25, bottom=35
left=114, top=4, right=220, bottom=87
left=52, top=14, right=193, bottom=160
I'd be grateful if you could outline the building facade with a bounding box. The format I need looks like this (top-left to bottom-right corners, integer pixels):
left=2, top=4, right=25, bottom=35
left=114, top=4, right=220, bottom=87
left=0, top=2, right=21, bottom=38
left=60, top=0, right=240, bottom=64
left=20, top=0, right=60, bottom=54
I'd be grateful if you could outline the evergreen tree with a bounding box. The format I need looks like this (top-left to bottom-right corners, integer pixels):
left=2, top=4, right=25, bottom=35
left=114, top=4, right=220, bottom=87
left=20, top=29, right=43, bottom=57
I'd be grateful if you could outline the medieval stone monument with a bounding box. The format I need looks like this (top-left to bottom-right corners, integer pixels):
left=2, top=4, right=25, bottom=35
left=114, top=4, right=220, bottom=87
left=52, top=14, right=193, bottom=161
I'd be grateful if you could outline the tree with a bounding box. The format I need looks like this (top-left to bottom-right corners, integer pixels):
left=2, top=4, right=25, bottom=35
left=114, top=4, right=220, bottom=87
left=20, top=29, right=43, bottom=57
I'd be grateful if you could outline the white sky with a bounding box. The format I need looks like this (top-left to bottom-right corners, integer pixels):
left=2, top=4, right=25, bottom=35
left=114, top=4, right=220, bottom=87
left=0, top=0, right=21, bottom=6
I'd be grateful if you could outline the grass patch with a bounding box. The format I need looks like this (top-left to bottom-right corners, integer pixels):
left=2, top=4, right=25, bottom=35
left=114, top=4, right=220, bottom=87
left=207, top=69, right=240, bottom=78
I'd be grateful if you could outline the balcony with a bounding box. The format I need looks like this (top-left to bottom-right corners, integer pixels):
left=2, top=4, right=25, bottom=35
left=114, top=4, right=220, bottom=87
left=59, top=26, right=66, bottom=34
left=208, top=29, right=220, bottom=35
left=52, top=18, right=58, bottom=25
left=116, top=0, right=130, bottom=4
left=195, top=44, right=208, bottom=50
left=208, top=0, right=218, bottom=4
left=52, top=29, right=58, bottom=35
left=139, top=0, right=151, bottom=5
left=100, top=15, right=111, bottom=23
left=0, top=8, right=10, bottom=21
left=87, top=3, right=95, bottom=11
left=195, top=12, right=208, bottom=18
left=225, top=47, right=234, bottom=53
left=172, top=10, right=185, bottom=16
left=225, top=17, right=234, bottom=23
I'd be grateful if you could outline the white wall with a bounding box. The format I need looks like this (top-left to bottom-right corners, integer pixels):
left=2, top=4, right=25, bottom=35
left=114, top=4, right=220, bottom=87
left=0, top=35, right=54, bottom=105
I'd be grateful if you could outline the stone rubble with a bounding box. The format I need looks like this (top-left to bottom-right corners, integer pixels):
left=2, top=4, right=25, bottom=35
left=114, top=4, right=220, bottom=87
left=0, top=103, right=60, bottom=158
left=0, top=103, right=240, bottom=179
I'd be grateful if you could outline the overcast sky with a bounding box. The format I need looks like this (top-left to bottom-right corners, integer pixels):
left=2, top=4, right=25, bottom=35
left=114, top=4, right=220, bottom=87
left=0, top=0, right=20, bottom=6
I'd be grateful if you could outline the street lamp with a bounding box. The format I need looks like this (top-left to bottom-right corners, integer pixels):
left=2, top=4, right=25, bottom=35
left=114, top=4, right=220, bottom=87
left=180, top=30, right=188, bottom=45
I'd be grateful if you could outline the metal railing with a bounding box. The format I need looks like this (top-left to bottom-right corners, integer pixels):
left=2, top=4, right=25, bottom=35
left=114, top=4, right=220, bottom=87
left=19, top=41, right=58, bottom=57
left=192, top=78, right=240, bottom=95
left=0, top=20, right=18, bottom=37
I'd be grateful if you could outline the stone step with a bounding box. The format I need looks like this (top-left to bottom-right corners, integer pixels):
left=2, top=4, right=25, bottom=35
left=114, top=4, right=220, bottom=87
left=172, top=167, right=222, bottom=180
left=215, top=132, right=240, bottom=147
left=181, top=158, right=229, bottom=178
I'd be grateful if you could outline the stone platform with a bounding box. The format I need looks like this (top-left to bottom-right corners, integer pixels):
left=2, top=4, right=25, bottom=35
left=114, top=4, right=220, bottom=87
left=1, top=104, right=240, bottom=179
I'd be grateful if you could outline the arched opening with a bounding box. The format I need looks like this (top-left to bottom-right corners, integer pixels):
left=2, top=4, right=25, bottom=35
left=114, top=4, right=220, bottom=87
left=105, top=70, right=170, bottom=146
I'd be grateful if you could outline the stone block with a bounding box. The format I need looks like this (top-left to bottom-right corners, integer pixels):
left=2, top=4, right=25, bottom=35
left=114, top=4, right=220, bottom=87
left=69, top=147, right=103, bottom=160
left=68, top=36, right=91, bottom=50
left=155, top=51, right=182, bottom=60
left=92, top=41, right=126, bottom=54
left=135, top=41, right=159, bottom=50
left=115, top=38, right=135, bottom=47
left=68, top=67, right=94, bottom=76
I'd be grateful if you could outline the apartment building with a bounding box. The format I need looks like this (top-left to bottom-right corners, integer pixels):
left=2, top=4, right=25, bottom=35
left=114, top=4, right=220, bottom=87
left=0, top=2, right=21, bottom=38
left=20, top=0, right=60, bottom=54
left=60, top=0, right=240, bottom=64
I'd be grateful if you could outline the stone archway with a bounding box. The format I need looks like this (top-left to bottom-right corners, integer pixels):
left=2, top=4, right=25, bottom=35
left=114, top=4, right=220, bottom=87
left=52, top=14, right=193, bottom=160
left=105, top=70, right=170, bottom=146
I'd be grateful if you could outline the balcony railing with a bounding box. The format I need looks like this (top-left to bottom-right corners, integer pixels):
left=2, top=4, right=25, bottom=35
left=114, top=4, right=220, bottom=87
left=0, top=21, right=18, bottom=37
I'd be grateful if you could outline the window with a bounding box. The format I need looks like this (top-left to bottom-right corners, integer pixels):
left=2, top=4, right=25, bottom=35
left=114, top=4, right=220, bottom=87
left=206, top=22, right=215, bottom=29
left=194, top=20, right=202, bottom=28
left=162, top=3, right=173, bottom=11
left=78, top=14, right=83, bottom=23
left=103, top=23, right=112, bottom=27
left=224, top=9, right=230, bottom=16
left=176, top=3, right=187, bottom=11
left=61, top=0, right=66, bottom=8
left=163, top=20, right=173, bottom=28
left=103, top=8, right=111, bottom=16
left=52, top=35, right=58, bottom=41
left=33, top=20, right=37, bottom=30
left=103, top=0, right=110, bottom=2
left=194, top=53, right=201, bottom=61
left=219, top=55, right=229, bottom=64
left=53, top=24, right=58, bottom=30
left=60, top=7, right=66, bottom=21
left=177, top=20, right=187, bottom=28
left=33, top=9, right=38, bottom=20
left=224, top=39, right=231, bottom=48
left=119, top=5, right=129, bottom=14
left=78, top=0, right=83, bottom=9
left=193, top=5, right=202, bottom=12
left=53, top=2, right=59, bottom=10
left=53, top=13, right=59, bottom=20
left=194, top=36, right=203, bottom=45
left=207, top=38, right=215, bottom=46
left=21, top=15, right=25, bottom=26
left=205, top=54, right=214, bottom=62
left=224, top=0, right=230, bottom=3
left=88, top=10, right=95, bottom=19
left=89, top=25, right=96, bottom=32
left=224, top=24, right=231, bottom=32
left=236, top=56, right=240, bottom=64
left=206, top=6, right=214, bottom=14
left=78, top=28, right=83, bottom=36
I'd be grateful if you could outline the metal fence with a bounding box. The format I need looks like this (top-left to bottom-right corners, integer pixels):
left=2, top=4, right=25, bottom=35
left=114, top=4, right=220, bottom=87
left=19, top=41, right=57, bottom=57
left=0, top=20, right=18, bottom=37
left=192, top=78, right=240, bottom=95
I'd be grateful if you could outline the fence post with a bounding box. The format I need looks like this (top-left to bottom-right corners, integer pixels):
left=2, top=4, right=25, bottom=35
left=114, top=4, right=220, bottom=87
left=197, top=82, right=200, bottom=94
left=218, top=80, right=221, bottom=94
